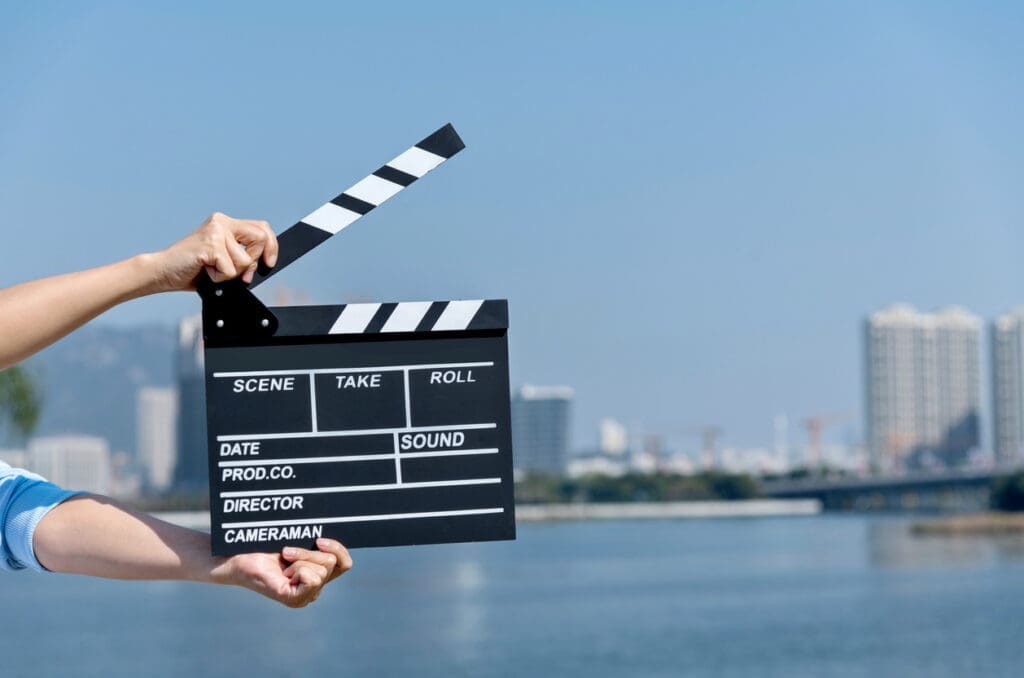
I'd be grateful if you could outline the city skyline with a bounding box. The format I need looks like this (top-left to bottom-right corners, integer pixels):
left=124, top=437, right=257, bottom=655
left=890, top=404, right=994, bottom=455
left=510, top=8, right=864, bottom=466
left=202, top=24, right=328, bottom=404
left=19, top=299, right=1024, bottom=470
left=12, top=293, right=1024, bottom=496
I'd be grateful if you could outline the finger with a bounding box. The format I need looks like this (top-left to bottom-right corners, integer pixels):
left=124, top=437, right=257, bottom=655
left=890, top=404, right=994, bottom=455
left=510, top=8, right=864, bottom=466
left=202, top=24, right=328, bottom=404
left=219, top=235, right=258, bottom=284
left=284, top=560, right=329, bottom=583
left=225, top=221, right=270, bottom=283
left=295, top=565, right=324, bottom=590
left=237, top=219, right=278, bottom=269
left=228, top=219, right=272, bottom=251
left=259, top=221, right=278, bottom=268
left=205, top=251, right=237, bottom=283
left=280, top=546, right=338, bottom=571
left=316, top=538, right=354, bottom=581
left=217, top=217, right=277, bottom=274
left=223, top=231, right=256, bottom=281
left=289, top=582, right=321, bottom=609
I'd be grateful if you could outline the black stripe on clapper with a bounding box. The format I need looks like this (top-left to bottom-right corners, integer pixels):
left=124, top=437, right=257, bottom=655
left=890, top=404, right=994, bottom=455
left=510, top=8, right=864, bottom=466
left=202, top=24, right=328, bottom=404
left=415, top=302, right=448, bottom=332
left=363, top=303, right=398, bottom=333
left=416, top=123, right=465, bottom=159
left=373, top=165, right=417, bottom=187
left=467, top=300, right=509, bottom=331
left=270, top=304, right=346, bottom=336
left=257, top=222, right=332, bottom=279
left=331, top=193, right=376, bottom=215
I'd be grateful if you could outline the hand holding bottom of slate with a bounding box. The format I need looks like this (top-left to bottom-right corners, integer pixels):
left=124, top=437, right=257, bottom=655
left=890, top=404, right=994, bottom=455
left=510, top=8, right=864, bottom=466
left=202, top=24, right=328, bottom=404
left=34, top=496, right=352, bottom=609
left=214, top=538, right=353, bottom=608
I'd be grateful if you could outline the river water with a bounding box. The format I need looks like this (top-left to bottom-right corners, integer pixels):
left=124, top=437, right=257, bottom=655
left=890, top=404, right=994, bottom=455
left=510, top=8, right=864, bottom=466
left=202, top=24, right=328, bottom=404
left=2, top=515, right=1022, bottom=677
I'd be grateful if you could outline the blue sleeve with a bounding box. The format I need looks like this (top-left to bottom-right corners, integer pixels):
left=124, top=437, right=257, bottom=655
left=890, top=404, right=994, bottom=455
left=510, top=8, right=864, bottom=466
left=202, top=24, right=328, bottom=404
left=0, top=464, right=84, bottom=573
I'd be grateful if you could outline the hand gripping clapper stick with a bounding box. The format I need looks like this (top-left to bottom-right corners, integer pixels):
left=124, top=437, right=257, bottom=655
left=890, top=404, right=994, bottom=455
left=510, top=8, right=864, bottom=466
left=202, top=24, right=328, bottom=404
left=197, top=124, right=515, bottom=555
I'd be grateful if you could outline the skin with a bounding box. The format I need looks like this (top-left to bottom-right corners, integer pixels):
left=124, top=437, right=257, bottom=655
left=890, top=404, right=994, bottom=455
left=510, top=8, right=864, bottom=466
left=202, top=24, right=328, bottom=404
left=3, top=213, right=353, bottom=607
left=0, top=212, right=278, bottom=370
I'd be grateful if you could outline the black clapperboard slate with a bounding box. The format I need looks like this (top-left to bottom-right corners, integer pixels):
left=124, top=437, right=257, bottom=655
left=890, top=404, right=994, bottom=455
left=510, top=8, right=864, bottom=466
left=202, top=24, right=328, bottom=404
left=199, top=125, right=516, bottom=555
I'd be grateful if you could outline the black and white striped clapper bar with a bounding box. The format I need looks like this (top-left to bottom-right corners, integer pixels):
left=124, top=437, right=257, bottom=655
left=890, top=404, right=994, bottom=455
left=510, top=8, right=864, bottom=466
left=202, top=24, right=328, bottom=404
left=198, top=124, right=515, bottom=555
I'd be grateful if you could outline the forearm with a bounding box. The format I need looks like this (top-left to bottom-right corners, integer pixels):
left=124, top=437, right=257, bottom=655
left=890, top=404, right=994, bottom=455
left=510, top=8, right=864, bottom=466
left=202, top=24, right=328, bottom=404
left=0, top=212, right=278, bottom=370
left=30, top=494, right=353, bottom=607
left=32, top=495, right=226, bottom=583
left=0, top=254, right=162, bottom=370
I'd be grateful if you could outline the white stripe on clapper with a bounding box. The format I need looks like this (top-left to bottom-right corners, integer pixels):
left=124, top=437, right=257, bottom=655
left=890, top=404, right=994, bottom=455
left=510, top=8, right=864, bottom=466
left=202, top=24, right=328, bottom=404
left=301, top=203, right=362, bottom=235
left=432, top=300, right=484, bottom=331
left=329, top=303, right=381, bottom=334
left=308, top=374, right=318, bottom=433
left=381, top=301, right=432, bottom=332
left=346, top=175, right=405, bottom=206
left=387, top=147, right=446, bottom=178
left=221, top=478, right=501, bottom=498
left=222, top=508, right=504, bottom=530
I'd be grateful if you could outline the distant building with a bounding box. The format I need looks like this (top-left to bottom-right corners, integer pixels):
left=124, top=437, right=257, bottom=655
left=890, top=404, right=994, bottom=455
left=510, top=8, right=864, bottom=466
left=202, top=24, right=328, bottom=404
left=511, top=385, right=573, bottom=474
left=992, top=309, right=1024, bottom=467
left=567, top=455, right=626, bottom=478
left=864, top=304, right=981, bottom=472
left=137, top=386, right=178, bottom=492
left=28, top=435, right=112, bottom=494
left=173, top=315, right=208, bottom=492
left=598, top=418, right=629, bottom=456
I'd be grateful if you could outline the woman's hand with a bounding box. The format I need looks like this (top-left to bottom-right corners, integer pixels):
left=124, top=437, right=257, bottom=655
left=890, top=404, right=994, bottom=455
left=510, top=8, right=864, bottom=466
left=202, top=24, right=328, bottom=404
left=149, top=212, right=279, bottom=292
left=0, top=211, right=279, bottom=368
left=214, top=538, right=354, bottom=608
left=35, top=496, right=353, bottom=608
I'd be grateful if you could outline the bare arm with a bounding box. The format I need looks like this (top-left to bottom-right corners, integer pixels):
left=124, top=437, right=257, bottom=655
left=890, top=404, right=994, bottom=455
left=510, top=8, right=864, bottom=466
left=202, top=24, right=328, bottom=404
left=1, top=212, right=355, bottom=606
left=34, top=495, right=352, bottom=608
left=0, top=212, right=278, bottom=370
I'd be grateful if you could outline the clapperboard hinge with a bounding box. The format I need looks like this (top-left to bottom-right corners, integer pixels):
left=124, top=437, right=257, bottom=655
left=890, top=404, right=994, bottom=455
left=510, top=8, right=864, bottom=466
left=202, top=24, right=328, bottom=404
left=197, top=275, right=278, bottom=345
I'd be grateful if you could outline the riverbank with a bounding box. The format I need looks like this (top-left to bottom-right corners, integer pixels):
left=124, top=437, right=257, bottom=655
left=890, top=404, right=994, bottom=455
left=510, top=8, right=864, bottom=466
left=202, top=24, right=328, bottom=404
left=911, top=511, right=1024, bottom=536
left=515, top=499, right=821, bottom=521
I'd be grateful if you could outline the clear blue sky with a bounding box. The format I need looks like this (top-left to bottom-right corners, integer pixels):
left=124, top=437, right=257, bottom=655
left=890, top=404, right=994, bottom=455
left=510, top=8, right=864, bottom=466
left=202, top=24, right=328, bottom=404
left=3, top=1, right=1024, bottom=451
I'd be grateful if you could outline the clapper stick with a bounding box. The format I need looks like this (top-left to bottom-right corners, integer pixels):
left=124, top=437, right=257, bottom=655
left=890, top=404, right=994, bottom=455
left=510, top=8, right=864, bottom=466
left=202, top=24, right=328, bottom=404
left=197, top=123, right=465, bottom=343
left=248, top=123, right=465, bottom=289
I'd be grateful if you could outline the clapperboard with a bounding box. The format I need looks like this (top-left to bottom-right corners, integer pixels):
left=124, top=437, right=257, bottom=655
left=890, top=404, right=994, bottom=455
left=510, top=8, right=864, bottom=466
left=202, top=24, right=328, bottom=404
left=198, top=124, right=515, bottom=555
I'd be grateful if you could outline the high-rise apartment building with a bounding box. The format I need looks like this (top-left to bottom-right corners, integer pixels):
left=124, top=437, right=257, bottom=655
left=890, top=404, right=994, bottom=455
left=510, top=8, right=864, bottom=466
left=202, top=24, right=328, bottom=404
left=137, top=386, right=178, bottom=492
left=511, top=385, right=573, bottom=474
left=992, top=309, right=1024, bottom=467
left=864, top=304, right=981, bottom=472
left=173, top=315, right=208, bottom=492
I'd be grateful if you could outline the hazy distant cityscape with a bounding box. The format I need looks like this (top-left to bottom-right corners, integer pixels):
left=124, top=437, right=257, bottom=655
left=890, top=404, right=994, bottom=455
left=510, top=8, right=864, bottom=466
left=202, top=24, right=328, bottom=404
left=3, top=302, right=1024, bottom=500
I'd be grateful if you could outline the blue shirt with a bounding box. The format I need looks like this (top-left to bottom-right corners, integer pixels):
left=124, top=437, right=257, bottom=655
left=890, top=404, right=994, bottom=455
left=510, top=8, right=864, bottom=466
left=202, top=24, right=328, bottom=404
left=0, top=461, right=82, bottom=572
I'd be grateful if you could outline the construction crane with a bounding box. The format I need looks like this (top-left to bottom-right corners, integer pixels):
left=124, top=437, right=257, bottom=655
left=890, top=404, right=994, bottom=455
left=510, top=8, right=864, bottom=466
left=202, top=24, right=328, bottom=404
left=674, top=426, right=722, bottom=470
left=699, top=426, right=722, bottom=470
left=644, top=425, right=723, bottom=471
left=803, top=411, right=855, bottom=469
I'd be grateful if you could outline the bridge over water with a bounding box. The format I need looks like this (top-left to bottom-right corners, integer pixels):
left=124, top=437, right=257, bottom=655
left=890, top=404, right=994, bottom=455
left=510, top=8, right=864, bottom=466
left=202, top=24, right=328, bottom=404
left=759, top=467, right=1024, bottom=512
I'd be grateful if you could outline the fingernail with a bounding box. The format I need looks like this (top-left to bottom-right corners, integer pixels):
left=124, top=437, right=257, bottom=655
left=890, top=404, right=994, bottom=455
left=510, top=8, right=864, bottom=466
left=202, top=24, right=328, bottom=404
left=283, top=547, right=298, bottom=557
left=316, top=538, right=331, bottom=548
